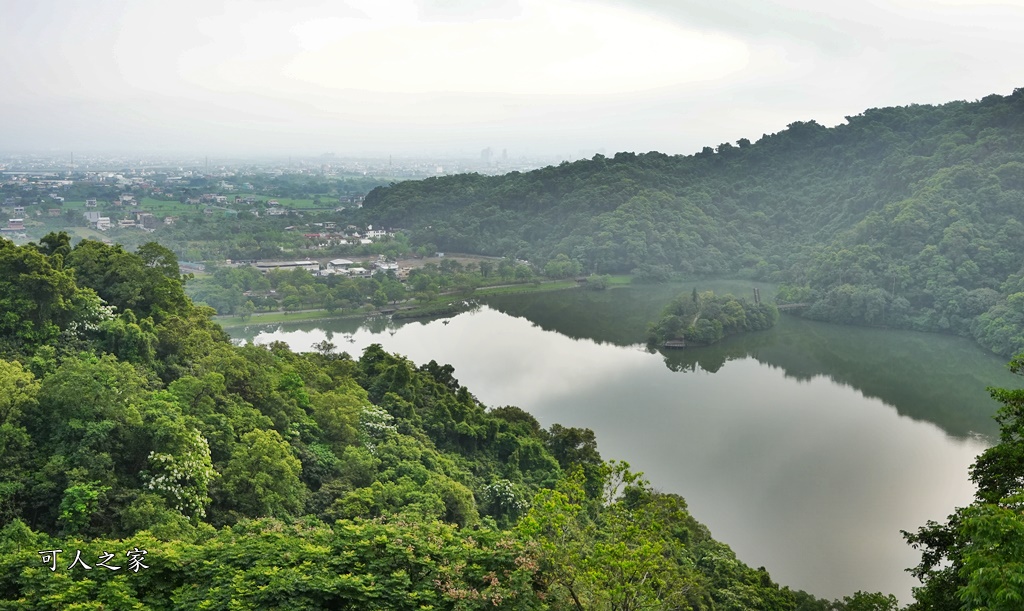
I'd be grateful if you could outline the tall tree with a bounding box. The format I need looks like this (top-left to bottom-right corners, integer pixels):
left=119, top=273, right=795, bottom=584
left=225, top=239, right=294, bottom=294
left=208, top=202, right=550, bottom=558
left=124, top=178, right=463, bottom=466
left=904, top=354, right=1024, bottom=610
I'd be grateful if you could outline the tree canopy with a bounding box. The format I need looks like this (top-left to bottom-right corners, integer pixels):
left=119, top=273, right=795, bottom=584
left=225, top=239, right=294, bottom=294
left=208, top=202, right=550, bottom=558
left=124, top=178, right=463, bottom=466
left=648, top=290, right=778, bottom=347
left=0, top=234, right=836, bottom=609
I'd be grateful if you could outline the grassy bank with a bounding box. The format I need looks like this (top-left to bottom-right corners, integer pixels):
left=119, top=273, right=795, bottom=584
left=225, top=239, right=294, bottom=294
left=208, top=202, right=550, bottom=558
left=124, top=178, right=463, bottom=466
left=216, top=276, right=630, bottom=329
left=473, top=279, right=579, bottom=295
left=215, top=308, right=369, bottom=329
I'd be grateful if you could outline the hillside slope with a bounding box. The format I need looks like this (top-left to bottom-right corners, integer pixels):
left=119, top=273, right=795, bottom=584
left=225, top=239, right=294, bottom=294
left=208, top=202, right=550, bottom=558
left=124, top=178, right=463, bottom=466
left=362, top=89, right=1024, bottom=355
left=0, top=235, right=824, bottom=609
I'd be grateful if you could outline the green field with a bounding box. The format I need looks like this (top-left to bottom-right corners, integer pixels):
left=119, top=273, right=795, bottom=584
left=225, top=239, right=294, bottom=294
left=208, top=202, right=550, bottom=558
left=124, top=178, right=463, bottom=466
left=215, top=279, right=597, bottom=329
left=66, top=226, right=110, bottom=241
left=59, top=198, right=196, bottom=216
left=216, top=309, right=367, bottom=328
left=474, top=279, right=579, bottom=295
left=53, top=194, right=328, bottom=218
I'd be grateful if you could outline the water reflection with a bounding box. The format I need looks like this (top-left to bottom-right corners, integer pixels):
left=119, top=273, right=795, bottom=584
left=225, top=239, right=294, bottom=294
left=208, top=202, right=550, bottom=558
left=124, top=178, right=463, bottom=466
left=484, top=285, right=1016, bottom=438
left=225, top=290, right=1020, bottom=601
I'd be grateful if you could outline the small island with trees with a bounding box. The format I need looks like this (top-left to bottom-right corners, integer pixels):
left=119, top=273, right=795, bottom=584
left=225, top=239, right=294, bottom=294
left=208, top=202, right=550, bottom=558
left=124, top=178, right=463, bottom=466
left=647, top=289, right=780, bottom=347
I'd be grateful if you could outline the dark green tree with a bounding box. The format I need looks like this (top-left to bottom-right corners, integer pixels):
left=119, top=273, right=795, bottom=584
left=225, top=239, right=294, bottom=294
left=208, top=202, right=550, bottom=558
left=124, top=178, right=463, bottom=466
left=904, top=354, right=1024, bottom=610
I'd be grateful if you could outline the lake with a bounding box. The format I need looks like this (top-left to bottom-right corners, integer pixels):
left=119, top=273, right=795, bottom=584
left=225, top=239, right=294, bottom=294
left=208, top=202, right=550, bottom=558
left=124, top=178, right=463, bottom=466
left=227, top=281, right=1020, bottom=602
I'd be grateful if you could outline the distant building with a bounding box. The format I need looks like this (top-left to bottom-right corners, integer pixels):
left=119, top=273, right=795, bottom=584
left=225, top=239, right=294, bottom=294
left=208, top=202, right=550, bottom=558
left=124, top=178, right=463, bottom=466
left=136, top=213, right=157, bottom=229
left=255, top=260, right=320, bottom=273
left=85, top=199, right=97, bottom=208
left=6, top=218, right=25, bottom=231
left=328, top=258, right=354, bottom=270
left=96, top=217, right=111, bottom=231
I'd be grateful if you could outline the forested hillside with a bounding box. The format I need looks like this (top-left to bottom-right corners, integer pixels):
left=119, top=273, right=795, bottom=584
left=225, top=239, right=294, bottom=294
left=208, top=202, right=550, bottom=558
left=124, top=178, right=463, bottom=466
left=361, top=89, right=1024, bottom=356
left=0, top=234, right=834, bottom=609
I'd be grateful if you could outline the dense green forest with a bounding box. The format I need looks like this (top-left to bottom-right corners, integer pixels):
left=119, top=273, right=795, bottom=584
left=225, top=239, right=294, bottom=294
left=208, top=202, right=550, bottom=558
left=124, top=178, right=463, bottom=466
left=360, top=89, right=1024, bottom=357
left=2, top=233, right=850, bottom=609
left=647, top=290, right=778, bottom=347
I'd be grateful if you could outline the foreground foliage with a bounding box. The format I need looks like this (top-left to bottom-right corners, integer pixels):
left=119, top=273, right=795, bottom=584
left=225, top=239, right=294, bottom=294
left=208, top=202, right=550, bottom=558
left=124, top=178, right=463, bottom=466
left=903, top=355, right=1024, bottom=611
left=0, top=235, right=835, bottom=609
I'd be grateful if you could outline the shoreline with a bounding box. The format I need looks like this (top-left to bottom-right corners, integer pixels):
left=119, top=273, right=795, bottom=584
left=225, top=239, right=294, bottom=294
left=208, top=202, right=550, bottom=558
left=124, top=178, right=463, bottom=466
left=214, top=278, right=590, bottom=329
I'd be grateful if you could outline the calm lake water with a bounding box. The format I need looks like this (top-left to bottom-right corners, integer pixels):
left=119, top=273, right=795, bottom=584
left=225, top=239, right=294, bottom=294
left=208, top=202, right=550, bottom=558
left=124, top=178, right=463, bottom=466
left=228, top=281, right=1020, bottom=602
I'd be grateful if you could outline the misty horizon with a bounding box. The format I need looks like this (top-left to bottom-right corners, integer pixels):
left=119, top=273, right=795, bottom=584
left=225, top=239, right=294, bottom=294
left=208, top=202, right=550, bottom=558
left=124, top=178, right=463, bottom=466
left=3, top=0, right=1023, bottom=158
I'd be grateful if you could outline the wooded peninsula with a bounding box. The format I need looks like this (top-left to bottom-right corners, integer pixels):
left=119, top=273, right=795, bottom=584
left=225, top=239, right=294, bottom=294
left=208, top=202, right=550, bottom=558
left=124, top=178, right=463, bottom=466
left=647, top=290, right=779, bottom=347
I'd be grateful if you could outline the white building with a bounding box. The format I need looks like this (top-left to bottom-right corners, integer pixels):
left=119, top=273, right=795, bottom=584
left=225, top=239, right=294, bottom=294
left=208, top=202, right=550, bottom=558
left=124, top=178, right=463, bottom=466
left=255, top=260, right=320, bottom=273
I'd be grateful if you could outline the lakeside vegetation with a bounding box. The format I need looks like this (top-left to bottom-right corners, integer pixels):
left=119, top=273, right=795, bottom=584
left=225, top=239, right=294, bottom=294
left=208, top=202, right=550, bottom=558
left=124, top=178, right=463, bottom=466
left=647, top=290, right=779, bottom=347
left=2, top=232, right=1021, bottom=609
left=1, top=233, right=846, bottom=609
left=192, top=251, right=601, bottom=322
left=212, top=276, right=618, bottom=330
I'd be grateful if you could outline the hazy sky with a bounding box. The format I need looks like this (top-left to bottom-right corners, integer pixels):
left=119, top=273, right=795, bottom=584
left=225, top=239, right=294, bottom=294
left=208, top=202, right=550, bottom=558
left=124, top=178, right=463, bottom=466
left=1, top=0, right=1022, bottom=157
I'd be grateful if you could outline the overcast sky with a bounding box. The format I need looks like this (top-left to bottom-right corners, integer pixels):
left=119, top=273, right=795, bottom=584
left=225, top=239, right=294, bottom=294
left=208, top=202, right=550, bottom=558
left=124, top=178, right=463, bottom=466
left=1, top=0, right=1021, bottom=157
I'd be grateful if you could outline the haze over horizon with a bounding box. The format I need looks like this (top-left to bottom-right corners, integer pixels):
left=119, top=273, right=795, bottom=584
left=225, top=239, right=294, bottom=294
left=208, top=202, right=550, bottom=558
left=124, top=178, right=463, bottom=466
left=2, top=0, right=1022, bottom=158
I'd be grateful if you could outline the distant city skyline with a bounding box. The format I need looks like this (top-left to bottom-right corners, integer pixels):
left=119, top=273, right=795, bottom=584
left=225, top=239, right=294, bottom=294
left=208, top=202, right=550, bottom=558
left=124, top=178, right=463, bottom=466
left=2, top=0, right=1022, bottom=157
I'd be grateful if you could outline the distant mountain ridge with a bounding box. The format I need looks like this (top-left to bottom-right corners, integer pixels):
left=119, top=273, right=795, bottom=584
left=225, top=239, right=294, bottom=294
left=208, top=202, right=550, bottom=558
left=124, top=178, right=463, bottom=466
left=362, top=88, right=1024, bottom=355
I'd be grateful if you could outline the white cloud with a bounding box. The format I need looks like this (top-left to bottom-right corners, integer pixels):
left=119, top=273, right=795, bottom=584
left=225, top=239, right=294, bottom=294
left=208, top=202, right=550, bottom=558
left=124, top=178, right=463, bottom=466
left=173, top=0, right=749, bottom=96
left=151, top=0, right=745, bottom=96
left=1, top=0, right=1023, bottom=154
